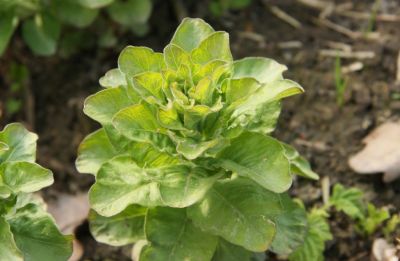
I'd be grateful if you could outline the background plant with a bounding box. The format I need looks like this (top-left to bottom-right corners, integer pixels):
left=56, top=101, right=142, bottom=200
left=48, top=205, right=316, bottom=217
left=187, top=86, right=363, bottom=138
left=290, top=183, right=400, bottom=260
left=0, top=0, right=152, bottom=56
left=76, top=17, right=319, bottom=260
left=0, top=123, right=72, bottom=261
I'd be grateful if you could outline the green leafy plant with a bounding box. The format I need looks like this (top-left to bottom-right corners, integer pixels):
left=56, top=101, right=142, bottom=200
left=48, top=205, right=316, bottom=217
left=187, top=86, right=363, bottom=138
left=290, top=183, right=397, bottom=260
left=77, top=18, right=318, bottom=260
left=4, top=62, right=29, bottom=117
left=289, top=208, right=333, bottom=261
left=0, top=0, right=152, bottom=56
left=0, top=123, right=72, bottom=260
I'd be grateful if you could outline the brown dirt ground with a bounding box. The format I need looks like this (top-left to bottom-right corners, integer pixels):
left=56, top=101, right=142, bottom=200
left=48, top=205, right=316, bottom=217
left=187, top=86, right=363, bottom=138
left=1, top=0, right=399, bottom=260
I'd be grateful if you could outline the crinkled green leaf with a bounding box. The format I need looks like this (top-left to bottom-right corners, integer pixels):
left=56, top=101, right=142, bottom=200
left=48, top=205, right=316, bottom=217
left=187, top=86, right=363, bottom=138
left=78, top=0, right=114, bottom=8
left=7, top=204, right=73, bottom=261
left=225, top=78, right=260, bottom=104
left=191, top=32, right=232, bottom=65
left=53, top=0, right=98, bottom=28
left=107, top=0, right=152, bottom=26
left=0, top=123, right=37, bottom=163
left=188, top=178, right=280, bottom=252
left=112, top=103, right=173, bottom=152
left=128, top=142, right=181, bottom=168
left=89, top=205, right=146, bottom=246
left=243, top=101, right=281, bottom=135
left=174, top=136, right=222, bottom=160
left=76, top=128, right=117, bottom=175
left=188, top=77, right=214, bottom=105
left=170, top=18, right=215, bottom=52
left=0, top=13, right=18, bottom=56
left=282, top=143, right=319, bottom=180
left=132, top=72, right=165, bottom=102
left=99, top=68, right=126, bottom=88
left=229, top=79, right=303, bottom=123
left=83, top=86, right=136, bottom=125
left=329, top=184, right=364, bottom=219
left=217, top=132, right=292, bottom=193
left=232, top=57, right=287, bottom=84
left=212, top=239, right=253, bottom=261
left=0, top=216, right=23, bottom=261
left=270, top=194, right=307, bottom=255
left=164, top=44, right=191, bottom=71
left=289, top=209, right=332, bottom=261
left=118, top=46, right=165, bottom=77
left=140, top=207, right=218, bottom=261
left=157, top=105, right=185, bottom=130
left=0, top=162, right=53, bottom=194
left=22, top=14, right=60, bottom=56
left=89, top=156, right=218, bottom=216
left=192, top=60, right=230, bottom=84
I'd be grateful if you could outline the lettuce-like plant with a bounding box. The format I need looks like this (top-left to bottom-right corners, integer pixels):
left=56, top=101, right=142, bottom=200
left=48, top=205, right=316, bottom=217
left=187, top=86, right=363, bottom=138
left=77, top=18, right=318, bottom=260
left=0, top=123, right=72, bottom=261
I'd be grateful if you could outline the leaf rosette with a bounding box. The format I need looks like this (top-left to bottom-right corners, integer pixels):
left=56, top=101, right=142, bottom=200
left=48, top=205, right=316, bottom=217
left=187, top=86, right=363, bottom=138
left=78, top=18, right=319, bottom=260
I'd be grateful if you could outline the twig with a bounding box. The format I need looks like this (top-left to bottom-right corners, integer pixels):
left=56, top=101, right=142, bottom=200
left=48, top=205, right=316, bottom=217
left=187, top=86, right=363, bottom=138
left=341, top=62, right=364, bottom=74
left=319, top=49, right=375, bottom=59
left=340, top=10, right=400, bottom=22
left=297, top=0, right=400, bottom=22
left=396, top=51, right=400, bottom=83
left=278, top=41, right=303, bottom=49
left=325, top=41, right=352, bottom=52
left=313, top=17, right=361, bottom=39
left=268, top=5, right=302, bottom=29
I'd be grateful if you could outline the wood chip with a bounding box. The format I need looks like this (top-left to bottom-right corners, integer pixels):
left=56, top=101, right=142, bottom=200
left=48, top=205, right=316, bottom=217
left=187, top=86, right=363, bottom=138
left=341, top=62, right=364, bottom=74
left=372, top=238, right=399, bottom=261
left=349, top=122, right=400, bottom=182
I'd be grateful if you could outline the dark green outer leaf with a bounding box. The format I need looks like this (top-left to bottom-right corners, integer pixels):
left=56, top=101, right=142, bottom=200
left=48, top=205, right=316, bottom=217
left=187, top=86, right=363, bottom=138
left=211, top=239, right=253, bottom=261
left=89, top=205, right=146, bottom=246
left=217, top=132, right=292, bottom=193
left=0, top=13, right=18, bottom=56
left=7, top=204, right=73, bottom=261
left=89, top=156, right=218, bottom=216
left=52, top=0, right=99, bottom=28
left=188, top=178, right=279, bottom=252
left=0, top=216, right=23, bottom=261
left=22, top=14, right=60, bottom=56
left=140, top=207, right=218, bottom=261
left=270, top=194, right=307, bottom=255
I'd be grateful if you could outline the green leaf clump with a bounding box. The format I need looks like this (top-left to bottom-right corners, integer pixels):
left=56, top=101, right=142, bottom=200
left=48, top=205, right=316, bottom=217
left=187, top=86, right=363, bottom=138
left=0, top=123, right=72, bottom=261
left=78, top=18, right=318, bottom=260
left=0, top=0, right=152, bottom=56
